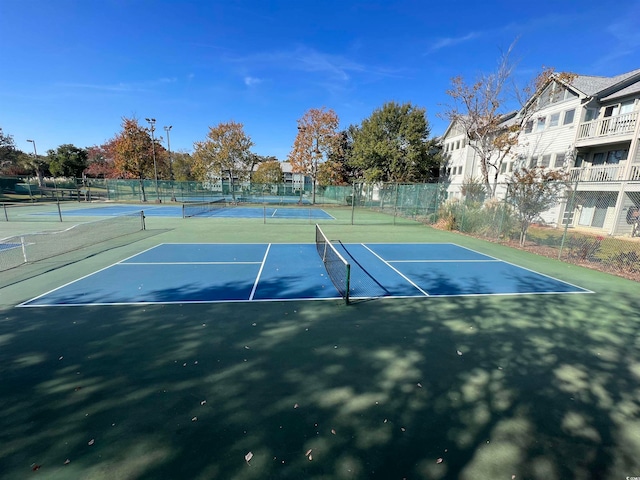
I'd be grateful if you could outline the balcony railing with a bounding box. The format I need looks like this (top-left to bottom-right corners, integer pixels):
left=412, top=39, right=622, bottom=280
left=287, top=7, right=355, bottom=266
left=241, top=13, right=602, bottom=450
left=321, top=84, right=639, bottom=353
left=568, top=165, right=625, bottom=182
left=577, top=111, right=638, bottom=140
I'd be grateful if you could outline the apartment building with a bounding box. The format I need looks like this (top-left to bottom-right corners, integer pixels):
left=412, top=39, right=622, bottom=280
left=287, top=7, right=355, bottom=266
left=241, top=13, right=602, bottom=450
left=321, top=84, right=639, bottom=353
left=441, top=68, right=640, bottom=237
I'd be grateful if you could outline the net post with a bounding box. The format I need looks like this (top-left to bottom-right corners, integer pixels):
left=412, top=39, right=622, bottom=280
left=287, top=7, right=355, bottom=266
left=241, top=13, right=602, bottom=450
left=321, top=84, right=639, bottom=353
left=344, top=264, right=351, bottom=305
left=57, top=200, right=62, bottom=222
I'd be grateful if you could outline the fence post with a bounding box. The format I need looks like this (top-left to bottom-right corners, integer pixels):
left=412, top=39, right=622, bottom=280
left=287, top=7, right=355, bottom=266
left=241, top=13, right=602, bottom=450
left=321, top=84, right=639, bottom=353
left=351, top=183, right=356, bottom=225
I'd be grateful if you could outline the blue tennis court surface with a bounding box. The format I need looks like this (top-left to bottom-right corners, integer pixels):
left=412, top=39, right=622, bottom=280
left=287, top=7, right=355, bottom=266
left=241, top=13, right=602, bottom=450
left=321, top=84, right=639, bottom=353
left=36, top=204, right=334, bottom=219
left=19, top=243, right=590, bottom=306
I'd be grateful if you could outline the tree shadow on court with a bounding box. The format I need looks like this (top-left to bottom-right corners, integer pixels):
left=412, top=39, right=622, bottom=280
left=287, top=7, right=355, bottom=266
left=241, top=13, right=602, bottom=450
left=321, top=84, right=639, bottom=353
left=1, top=275, right=640, bottom=479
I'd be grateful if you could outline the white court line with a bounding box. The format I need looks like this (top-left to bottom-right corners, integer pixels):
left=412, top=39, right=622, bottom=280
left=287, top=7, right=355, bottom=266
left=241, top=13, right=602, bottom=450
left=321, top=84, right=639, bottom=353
left=450, top=243, right=594, bottom=293
left=271, top=209, right=278, bottom=217
left=361, top=244, right=430, bottom=297
left=121, top=261, right=262, bottom=265
left=249, top=243, right=271, bottom=301
left=389, top=259, right=500, bottom=263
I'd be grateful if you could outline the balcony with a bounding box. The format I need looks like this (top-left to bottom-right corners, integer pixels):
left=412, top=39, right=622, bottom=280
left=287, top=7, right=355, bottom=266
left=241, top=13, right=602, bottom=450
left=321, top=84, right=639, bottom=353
left=568, top=164, right=640, bottom=183
left=576, top=111, right=638, bottom=146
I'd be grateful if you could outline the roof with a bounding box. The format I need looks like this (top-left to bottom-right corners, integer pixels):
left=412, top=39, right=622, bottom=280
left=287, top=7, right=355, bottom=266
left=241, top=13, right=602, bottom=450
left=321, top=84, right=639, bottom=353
left=567, top=68, right=640, bottom=97
left=601, top=79, right=640, bottom=102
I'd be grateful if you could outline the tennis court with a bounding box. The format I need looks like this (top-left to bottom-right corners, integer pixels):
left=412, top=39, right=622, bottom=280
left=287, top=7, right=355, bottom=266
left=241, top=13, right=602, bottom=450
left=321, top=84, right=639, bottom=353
left=1, top=213, right=639, bottom=480
left=29, top=203, right=334, bottom=220
left=19, top=232, right=589, bottom=307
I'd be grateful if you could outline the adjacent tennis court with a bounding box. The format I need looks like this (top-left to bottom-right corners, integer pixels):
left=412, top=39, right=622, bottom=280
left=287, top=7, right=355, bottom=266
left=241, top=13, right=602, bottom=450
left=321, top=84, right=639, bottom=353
left=29, top=203, right=335, bottom=220
left=19, top=227, right=588, bottom=307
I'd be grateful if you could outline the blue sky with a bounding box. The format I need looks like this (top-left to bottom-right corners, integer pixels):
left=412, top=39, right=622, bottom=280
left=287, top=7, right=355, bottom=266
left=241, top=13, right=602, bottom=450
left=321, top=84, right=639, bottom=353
left=2, top=0, right=639, bottom=159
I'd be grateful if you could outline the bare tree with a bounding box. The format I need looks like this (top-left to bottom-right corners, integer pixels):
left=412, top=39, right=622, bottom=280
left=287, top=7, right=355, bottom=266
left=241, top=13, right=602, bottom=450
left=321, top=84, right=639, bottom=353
left=442, top=45, right=572, bottom=198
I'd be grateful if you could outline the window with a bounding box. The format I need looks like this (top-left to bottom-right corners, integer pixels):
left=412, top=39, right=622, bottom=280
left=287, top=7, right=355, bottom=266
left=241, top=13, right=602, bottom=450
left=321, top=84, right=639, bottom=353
left=500, top=162, right=507, bottom=174
left=592, top=152, right=605, bottom=165
left=585, top=109, right=597, bottom=121
left=552, top=153, right=565, bottom=168
left=620, top=100, right=635, bottom=114
left=536, top=117, right=546, bottom=132
left=563, top=109, right=575, bottom=125
left=524, top=120, right=533, bottom=134
left=540, top=155, right=551, bottom=168
left=606, top=149, right=628, bottom=164
left=529, top=156, right=538, bottom=168
left=549, top=112, right=560, bottom=127
left=455, top=140, right=460, bottom=150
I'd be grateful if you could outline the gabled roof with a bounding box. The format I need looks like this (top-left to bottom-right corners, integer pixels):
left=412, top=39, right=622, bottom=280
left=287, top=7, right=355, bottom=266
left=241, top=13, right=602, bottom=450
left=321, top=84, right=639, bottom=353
left=564, top=68, right=640, bottom=98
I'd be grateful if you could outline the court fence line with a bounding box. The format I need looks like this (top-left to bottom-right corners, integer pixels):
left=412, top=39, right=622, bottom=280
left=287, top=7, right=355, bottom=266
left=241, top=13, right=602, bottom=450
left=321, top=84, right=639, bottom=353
left=3, top=175, right=639, bottom=281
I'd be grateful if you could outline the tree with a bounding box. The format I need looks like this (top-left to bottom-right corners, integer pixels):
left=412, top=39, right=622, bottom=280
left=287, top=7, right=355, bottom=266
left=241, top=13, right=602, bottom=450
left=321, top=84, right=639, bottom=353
left=85, top=141, right=118, bottom=179
left=0, top=128, right=19, bottom=172
left=288, top=107, right=342, bottom=203
left=252, top=160, right=283, bottom=184
left=506, top=166, right=569, bottom=246
left=460, top=176, right=487, bottom=205
left=171, top=151, right=195, bottom=181
left=349, top=101, right=440, bottom=183
left=317, top=160, right=349, bottom=186
left=442, top=45, right=574, bottom=197
left=47, top=144, right=88, bottom=177
left=192, top=121, right=254, bottom=201
left=113, top=117, right=155, bottom=201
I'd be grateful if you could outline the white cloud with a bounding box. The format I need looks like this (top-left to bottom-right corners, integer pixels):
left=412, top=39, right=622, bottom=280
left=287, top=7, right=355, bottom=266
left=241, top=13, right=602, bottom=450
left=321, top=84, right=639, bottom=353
left=244, top=76, right=262, bottom=86
left=427, top=32, right=480, bottom=53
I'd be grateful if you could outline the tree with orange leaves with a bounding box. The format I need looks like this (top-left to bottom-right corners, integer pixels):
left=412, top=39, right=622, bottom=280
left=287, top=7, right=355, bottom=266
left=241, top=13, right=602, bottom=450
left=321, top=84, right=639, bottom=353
left=288, top=107, right=342, bottom=204
left=113, top=117, right=156, bottom=202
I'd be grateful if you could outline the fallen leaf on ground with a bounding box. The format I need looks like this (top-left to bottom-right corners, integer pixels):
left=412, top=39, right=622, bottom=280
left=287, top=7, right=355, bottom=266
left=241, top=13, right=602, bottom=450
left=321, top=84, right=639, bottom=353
left=245, top=452, right=253, bottom=463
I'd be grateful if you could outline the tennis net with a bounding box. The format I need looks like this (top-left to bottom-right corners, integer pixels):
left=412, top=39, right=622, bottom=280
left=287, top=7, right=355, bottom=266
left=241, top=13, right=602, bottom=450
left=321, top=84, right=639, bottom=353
left=315, top=224, right=351, bottom=304
left=182, top=199, right=228, bottom=218
left=0, top=211, right=145, bottom=271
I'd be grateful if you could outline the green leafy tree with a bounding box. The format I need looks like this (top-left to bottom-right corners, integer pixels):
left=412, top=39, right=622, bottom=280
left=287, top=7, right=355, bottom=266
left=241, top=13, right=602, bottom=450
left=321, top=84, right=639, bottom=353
left=47, top=144, right=88, bottom=177
left=506, top=166, right=570, bottom=246
left=171, top=151, right=196, bottom=181
left=288, top=107, right=342, bottom=203
left=192, top=121, right=254, bottom=201
left=113, top=117, right=155, bottom=201
left=350, top=101, right=440, bottom=183
left=252, top=160, right=283, bottom=184
left=0, top=128, right=20, bottom=173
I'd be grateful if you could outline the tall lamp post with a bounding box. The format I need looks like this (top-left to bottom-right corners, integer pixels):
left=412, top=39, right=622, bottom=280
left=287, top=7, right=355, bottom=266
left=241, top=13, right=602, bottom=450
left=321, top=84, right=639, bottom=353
left=164, top=125, right=175, bottom=201
left=26, top=139, right=44, bottom=190
left=145, top=118, right=160, bottom=202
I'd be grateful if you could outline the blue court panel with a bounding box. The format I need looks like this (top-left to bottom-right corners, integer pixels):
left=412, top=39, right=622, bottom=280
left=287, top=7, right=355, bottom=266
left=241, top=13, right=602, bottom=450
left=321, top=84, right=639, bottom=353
left=44, top=205, right=334, bottom=219
left=252, top=244, right=339, bottom=300
left=19, top=243, right=590, bottom=307
left=0, top=243, right=21, bottom=252
left=122, top=243, right=268, bottom=263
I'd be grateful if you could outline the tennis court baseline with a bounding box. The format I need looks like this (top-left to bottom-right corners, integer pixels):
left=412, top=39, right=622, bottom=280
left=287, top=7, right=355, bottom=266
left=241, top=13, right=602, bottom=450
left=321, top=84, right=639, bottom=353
left=19, top=242, right=590, bottom=307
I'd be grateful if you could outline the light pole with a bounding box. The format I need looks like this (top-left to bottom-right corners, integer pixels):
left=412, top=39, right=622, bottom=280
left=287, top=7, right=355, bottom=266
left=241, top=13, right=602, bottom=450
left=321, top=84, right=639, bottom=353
left=164, top=125, right=175, bottom=201
left=26, top=139, right=44, bottom=189
left=145, top=118, right=160, bottom=202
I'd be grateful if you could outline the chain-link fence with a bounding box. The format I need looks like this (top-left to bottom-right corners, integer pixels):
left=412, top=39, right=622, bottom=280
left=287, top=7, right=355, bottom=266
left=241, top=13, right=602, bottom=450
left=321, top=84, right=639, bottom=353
left=3, top=175, right=639, bottom=281
left=420, top=181, right=640, bottom=282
